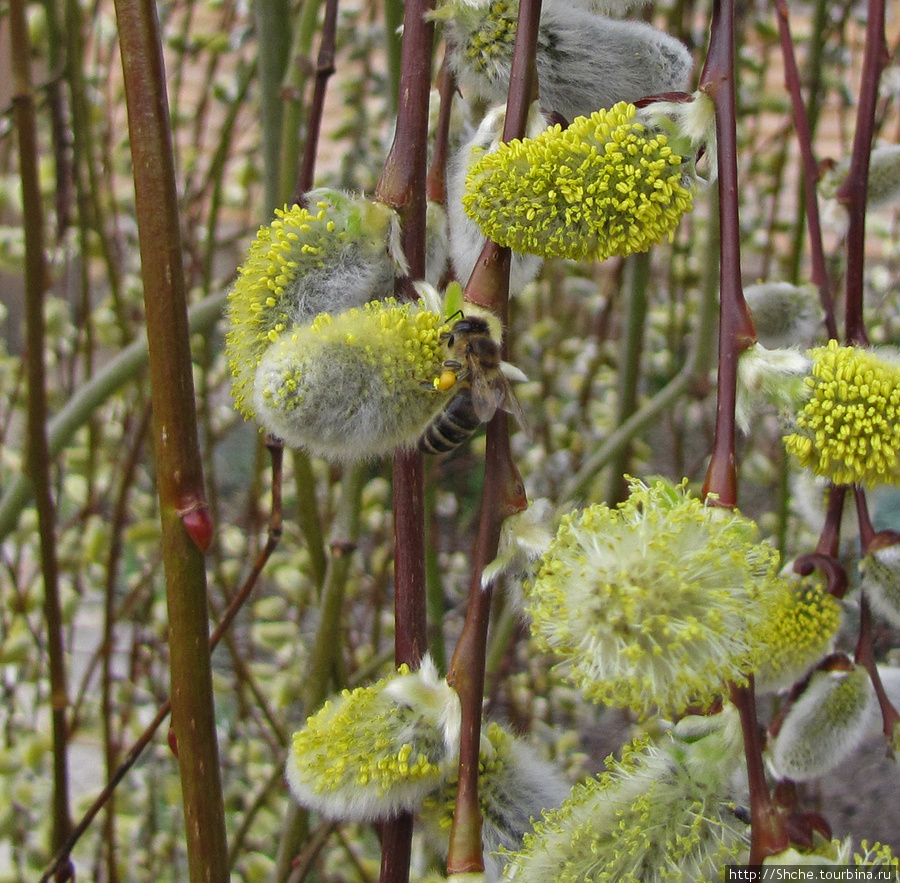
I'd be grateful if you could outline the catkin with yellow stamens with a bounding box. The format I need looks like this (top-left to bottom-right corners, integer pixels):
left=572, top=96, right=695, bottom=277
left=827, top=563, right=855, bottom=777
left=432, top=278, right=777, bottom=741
left=226, top=190, right=404, bottom=417
left=784, top=340, right=900, bottom=488
left=463, top=103, right=695, bottom=264
left=253, top=300, right=452, bottom=461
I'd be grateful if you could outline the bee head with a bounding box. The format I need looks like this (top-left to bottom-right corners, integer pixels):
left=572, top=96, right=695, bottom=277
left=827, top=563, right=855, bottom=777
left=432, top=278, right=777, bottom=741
left=446, top=305, right=503, bottom=345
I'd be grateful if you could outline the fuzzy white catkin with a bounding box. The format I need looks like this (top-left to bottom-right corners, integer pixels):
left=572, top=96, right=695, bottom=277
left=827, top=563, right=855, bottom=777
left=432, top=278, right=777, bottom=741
left=544, top=0, right=650, bottom=13
left=280, top=189, right=401, bottom=323
left=743, top=282, right=822, bottom=350
left=252, top=303, right=451, bottom=462
left=447, top=105, right=546, bottom=292
left=448, top=5, right=693, bottom=123
left=860, top=541, right=900, bottom=629
left=286, top=657, right=462, bottom=821
left=770, top=665, right=877, bottom=782
left=478, top=737, right=570, bottom=880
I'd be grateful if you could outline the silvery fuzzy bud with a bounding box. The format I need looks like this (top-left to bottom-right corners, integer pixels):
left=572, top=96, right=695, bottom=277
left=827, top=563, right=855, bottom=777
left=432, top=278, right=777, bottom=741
left=744, top=282, right=822, bottom=350
left=253, top=300, right=452, bottom=461
left=736, top=343, right=811, bottom=434
left=437, top=1, right=693, bottom=123
left=226, top=190, right=405, bottom=417
left=770, top=663, right=877, bottom=782
left=859, top=531, right=900, bottom=629
left=286, top=656, right=461, bottom=821
left=821, top=144, right=900, bottom=211
left=544, top=0, right=650, bottom=13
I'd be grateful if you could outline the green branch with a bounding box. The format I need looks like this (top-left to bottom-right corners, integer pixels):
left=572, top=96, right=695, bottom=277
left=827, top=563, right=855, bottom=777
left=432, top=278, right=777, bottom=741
left=10, top=0, right=73, bottom=856
left=112, top=0, right=228, bottom=878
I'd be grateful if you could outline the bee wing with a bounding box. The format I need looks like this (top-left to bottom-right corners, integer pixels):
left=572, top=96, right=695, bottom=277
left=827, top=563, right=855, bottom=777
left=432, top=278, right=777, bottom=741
left=469, top=361, right=500, bottom=422
left=495, top=373, right=530, bottom=435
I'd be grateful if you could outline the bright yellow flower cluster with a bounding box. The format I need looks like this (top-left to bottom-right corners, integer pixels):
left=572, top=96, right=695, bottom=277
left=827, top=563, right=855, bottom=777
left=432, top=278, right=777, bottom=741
left=527, top=479, right=783, bottom=718
left=784, top=340, right=900, bottom=488
left=293, top=684, right=444, bottom=796
left=252, top=300, right=451, bottom=460
left=226, top=193, right=396, bottom=415
left=286, top=659, right=459, bottom=820
left=753, top=577, right=842, bottom=693
left=463, top=102, right=694, bottom=263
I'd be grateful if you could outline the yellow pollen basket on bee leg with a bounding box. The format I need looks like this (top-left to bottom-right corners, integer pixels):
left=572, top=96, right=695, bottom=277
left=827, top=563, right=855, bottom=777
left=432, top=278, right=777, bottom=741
left=435, top=370, right=460, bottom=391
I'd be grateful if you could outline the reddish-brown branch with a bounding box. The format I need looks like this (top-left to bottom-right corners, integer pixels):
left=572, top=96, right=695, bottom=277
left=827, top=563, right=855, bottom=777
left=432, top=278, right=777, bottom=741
left=773, top=0, right=838, bottom=340
left=444, top=0, right=539, bottom=873
left=698, top=0, right=787, bottom=860
left=427, top=56, right=456, bottom=206
left=854, top=595, right=900, bottom=745
left=375, top=1, right=437, bottom=880
left=730, top=682, right=790, bottom=862
left=838, top=0, right=886, bottom=346
left=294, top=0, right=339, bottom=202
left=699, top=0, right=756, bottom=509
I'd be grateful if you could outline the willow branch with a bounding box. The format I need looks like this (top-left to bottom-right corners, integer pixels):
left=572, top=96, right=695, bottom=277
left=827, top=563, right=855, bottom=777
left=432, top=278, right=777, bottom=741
left=373, top=1, right=436, bottom=880
left=773, top=0, right=838, bottom=340
left=838, top=0, right=886, bottom=346
left=113, top=0, right=227, bottom=877
left=278, top=0, right=325, bottom=211
left=255, top=0, right=294, bottom=217
left=10, top=0, right=73, bottom=855
left=293, top=0, right=339, bottom=202
left=40, top=443, right=285, bottom=883
left=699, top=0, right=756, bottom=509
left=698, top=0, right=786, bottom=862
left=444, top=0, right=539, bottom=873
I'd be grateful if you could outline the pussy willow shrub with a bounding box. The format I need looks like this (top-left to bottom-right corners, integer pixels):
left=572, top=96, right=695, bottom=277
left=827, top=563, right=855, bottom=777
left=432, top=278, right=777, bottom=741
left=3, top=0, right=900, bottom=880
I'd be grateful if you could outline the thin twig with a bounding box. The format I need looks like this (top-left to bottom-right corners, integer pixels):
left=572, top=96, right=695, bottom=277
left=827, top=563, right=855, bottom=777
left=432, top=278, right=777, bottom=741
left=10, top=0, right=73, bottom=854
left=294, top=0, right=339, bottom=202
left=773, top=0, right=838, bottom=339
left=837, top=0, right=886, bottom=346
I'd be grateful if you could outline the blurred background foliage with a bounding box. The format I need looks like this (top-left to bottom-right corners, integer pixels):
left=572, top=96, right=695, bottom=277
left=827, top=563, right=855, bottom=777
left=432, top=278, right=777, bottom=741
left=1, top=0, right=900, bottom=879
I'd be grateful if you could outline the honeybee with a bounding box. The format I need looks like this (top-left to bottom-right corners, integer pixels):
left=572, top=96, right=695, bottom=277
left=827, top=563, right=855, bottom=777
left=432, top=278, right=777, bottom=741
left=419, top=310, right=527, bottom=454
